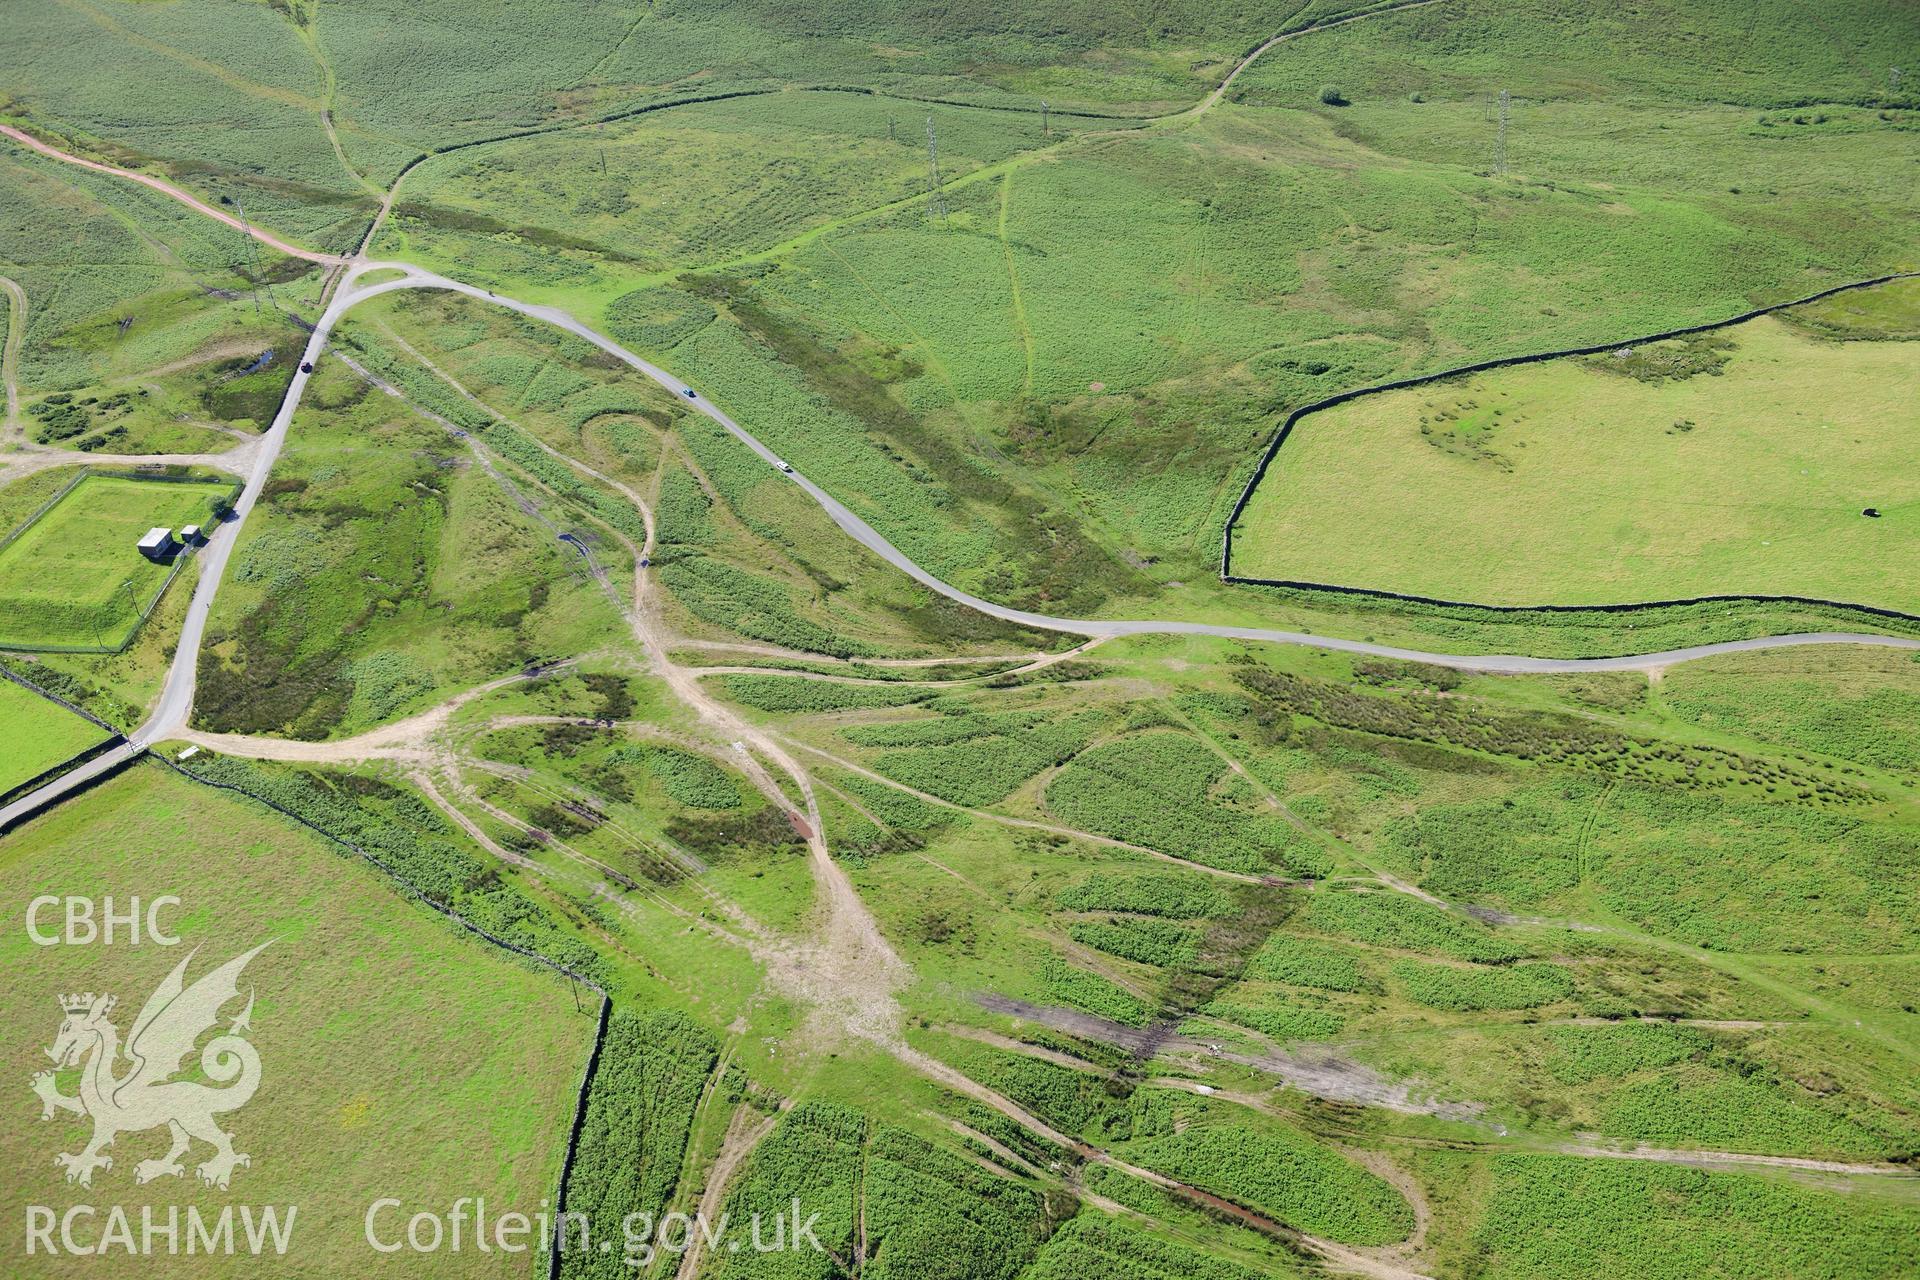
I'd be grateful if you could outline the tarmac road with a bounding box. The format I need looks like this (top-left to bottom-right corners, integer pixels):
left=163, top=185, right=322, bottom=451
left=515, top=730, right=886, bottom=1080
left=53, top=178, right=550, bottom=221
left=0, top=249, right=1913, bottom=831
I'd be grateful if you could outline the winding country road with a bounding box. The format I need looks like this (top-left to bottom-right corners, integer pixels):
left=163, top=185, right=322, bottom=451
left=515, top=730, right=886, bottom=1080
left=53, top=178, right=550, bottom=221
left=132, top=257, right=1920, bottom=755
left=2, top=111, right=1918, bottom=831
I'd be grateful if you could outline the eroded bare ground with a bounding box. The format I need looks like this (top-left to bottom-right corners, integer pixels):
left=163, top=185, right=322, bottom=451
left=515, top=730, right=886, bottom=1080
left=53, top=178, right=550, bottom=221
left=1, top=276, right=24, bottom=441
left=975, top=994, right=1482, bottom=1121
left=1000, top=1004, right=1920, bottom=1190
left=0, top=443, right=259, bottom=487
left=208, top=343, right=926, bottom=1061
left=1554, top=1140, right=1912, bottom=1178
left=178, top=664, right=575, bottom=764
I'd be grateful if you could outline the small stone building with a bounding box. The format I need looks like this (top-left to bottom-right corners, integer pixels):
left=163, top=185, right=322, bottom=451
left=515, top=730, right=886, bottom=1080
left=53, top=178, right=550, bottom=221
left=136, top=526, right=173, bottom=560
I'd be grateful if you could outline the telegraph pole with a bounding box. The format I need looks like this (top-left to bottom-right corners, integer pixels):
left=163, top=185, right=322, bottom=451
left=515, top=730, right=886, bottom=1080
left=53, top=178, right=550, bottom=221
left=119, top=578, right=139, bottom=641
left=1494, top=89, right=1511, bottom=175
left=925, top=116, right=946, bottom=223
left=1041, top=99, right=1051, bottom=137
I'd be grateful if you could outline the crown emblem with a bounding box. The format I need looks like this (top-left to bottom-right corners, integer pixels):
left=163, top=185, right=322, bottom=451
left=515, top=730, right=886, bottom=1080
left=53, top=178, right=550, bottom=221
left=59, top=993, right=112, bottom=1015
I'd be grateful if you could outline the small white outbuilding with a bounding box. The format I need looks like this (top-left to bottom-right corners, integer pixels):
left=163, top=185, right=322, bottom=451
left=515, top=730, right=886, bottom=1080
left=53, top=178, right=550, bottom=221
left=136, top=526, right=173, bottom=558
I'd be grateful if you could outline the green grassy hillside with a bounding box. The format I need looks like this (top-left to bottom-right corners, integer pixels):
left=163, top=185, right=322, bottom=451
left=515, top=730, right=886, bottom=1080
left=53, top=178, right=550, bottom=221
left=3, top=5, right=1917, bottom=1279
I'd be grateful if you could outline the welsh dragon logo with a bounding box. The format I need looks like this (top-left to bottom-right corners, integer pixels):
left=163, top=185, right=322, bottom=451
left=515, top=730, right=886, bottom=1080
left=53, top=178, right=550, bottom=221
left=30, top=943, right=269, bottom=1190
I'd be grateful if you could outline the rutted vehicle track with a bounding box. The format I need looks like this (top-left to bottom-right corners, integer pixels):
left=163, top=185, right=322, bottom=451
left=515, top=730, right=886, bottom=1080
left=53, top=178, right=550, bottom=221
left=0, top=276, right=25, bottom=440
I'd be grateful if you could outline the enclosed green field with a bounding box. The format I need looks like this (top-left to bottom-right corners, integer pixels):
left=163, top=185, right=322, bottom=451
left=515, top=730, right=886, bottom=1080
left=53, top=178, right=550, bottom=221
left=0, top=473, right=232, bottom=650
left=0, top=763, right=594, bottom=1278
left=0, top=678, right=108, bottom=795
left=1231, top=311, right=1919, bottom=610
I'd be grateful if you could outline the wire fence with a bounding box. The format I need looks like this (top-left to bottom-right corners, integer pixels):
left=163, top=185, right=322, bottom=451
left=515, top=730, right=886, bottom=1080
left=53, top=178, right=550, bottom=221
left=0, top=470, right=88, bottom=557
left=0, top=470, right=240, bottom=653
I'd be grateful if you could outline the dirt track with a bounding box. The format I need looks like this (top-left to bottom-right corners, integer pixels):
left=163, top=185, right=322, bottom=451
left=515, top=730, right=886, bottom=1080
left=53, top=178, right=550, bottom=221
left=1, top=276, right=24, bottom=439
left=0, top=125, right=345, bottom=265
